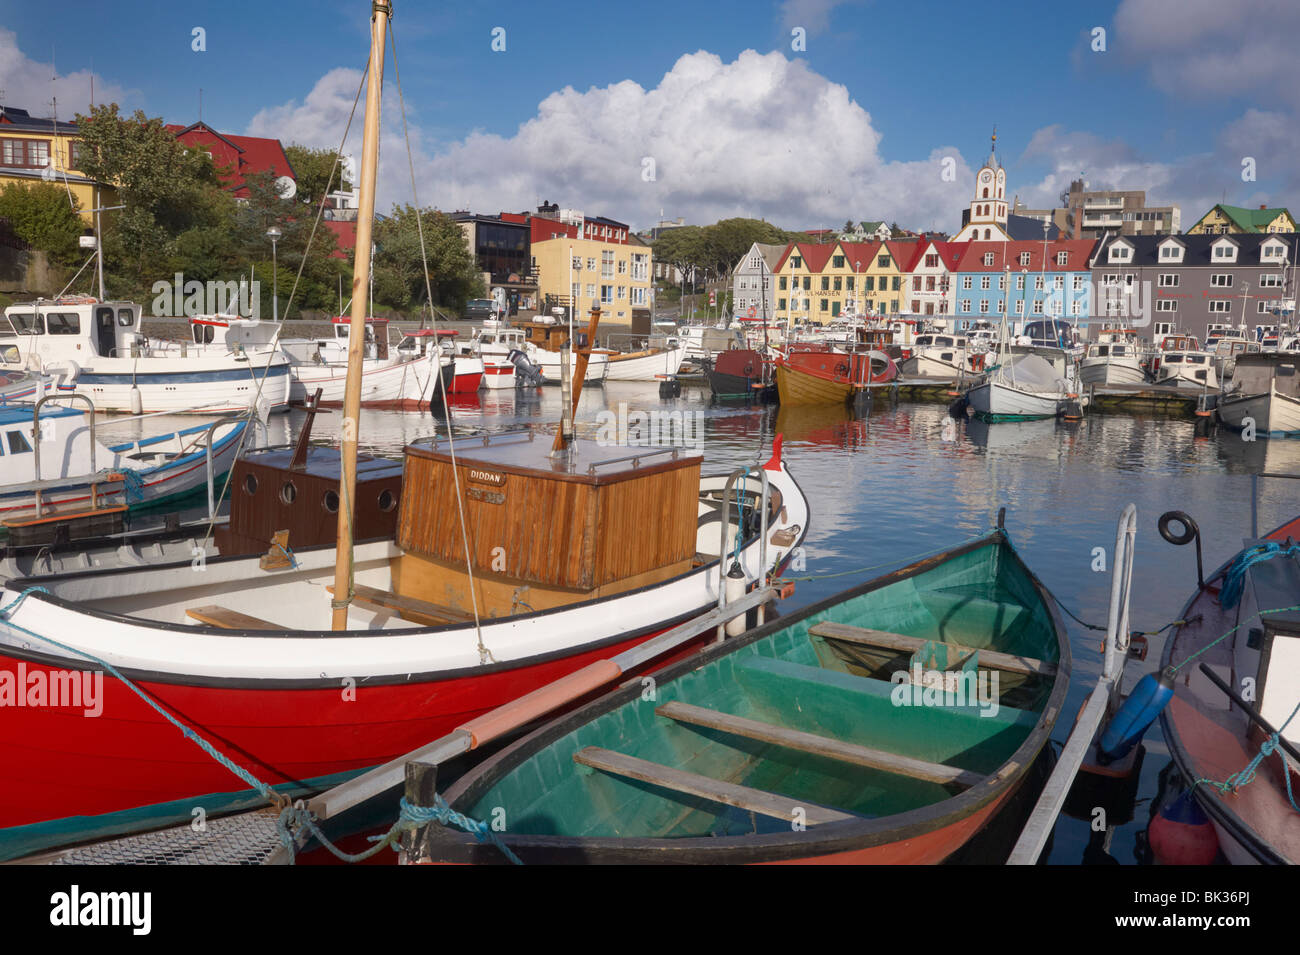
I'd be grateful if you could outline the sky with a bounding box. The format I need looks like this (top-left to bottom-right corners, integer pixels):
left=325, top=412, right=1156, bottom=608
left=1, top=0, right=1298, bottom=233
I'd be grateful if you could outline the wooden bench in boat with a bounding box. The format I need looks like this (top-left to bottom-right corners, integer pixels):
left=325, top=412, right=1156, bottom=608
left=808, top=621, right=1056, bottom=677
left=186, top=605, right=283, bottom=631
left=327, top=583, right=474, bottom=626
left=573, top=746, right=855, bottom=826
left=655, top=700, right=984, bottom=788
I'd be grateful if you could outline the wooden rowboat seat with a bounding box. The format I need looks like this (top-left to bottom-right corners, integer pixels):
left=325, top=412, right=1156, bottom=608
left=808, top=622, right=1056, bottom=677
left=186, top=605, right=283, bottom=631
left=573, top=747, right=856, bottom=826
left=326, top=584, right=473, bottom=626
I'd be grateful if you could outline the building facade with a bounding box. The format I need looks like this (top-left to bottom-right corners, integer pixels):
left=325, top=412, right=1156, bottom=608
left=1188, top=204, right=1296, bottom=235
left=951, top=240, right=1096, bottom=331
left=731, top=242, right=785, bottom=320
left=530, top=210, right=651, bottom=332
left=1091, top=232, right=1300, bottom=342
left=1014, top=180, right=1180, bottom=240
left=165, top=121, right=295, bottom=200
left=0, top=105, right=99, bottom=221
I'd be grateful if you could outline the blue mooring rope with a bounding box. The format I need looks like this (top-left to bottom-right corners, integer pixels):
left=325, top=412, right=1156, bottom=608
left=1220, top=541, right=1300, bottom=610
left=1196, top=696, right=1300, bottom=812
left=0, top=586, right=521, bottom=865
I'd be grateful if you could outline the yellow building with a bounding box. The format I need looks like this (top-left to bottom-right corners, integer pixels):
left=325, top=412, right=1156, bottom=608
left=1188, top=203, right=1296, bottom=235
left=529, top=217, right=652, bottom=333
left=0, top=106, right=102, bottom=222
left=775, top=240, right=907, bottom=323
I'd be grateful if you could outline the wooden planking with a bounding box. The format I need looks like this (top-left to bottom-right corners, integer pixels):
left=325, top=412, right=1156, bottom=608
left=573, top=747, right=855, bottom=826
left=398, top=453, right=701, bottom=591
left=656, top=701, right=985, bottom=788
left=809, top=621, right=1056, bottom=677
left=326, top=583, right=472, bottom=625
left=186, top=605, right=282, bottom=630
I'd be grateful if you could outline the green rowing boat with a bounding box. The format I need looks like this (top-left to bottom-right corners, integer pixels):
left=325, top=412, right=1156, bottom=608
left=406, top=527, right=1070, bottom=864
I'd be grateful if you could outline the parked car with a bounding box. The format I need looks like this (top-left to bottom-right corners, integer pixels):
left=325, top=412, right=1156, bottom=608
left=464, top=299, right=497, bottom=321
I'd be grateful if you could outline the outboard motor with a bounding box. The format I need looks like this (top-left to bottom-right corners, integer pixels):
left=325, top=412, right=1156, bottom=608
left=508, top=348, right=546, bottom=387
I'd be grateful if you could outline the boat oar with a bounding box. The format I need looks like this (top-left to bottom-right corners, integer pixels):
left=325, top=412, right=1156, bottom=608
left=1197, top=662, right=1300, bottom=766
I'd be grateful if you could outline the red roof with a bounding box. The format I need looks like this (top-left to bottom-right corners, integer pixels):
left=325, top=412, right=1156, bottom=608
left=951, top=239, right=1096, bottom=273
left=166, top=121, right=295, bottom=198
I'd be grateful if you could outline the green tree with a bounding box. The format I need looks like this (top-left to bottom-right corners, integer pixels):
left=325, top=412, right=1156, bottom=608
left=0, top=182, right=85, bottom=264
left=369, top=205, right=483, bottom=313
left=284, top=144, right=352, bottom=208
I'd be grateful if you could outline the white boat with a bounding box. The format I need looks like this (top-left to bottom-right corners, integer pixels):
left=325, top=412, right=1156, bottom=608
left=596, top=341, right=689, bottom=381
left=1217, top=353, right=1300, bottom=436
left=0, top=300, right=292, bottom=415
left=189, top=315, right=450, bottom=408
left=1079, top=329, right=1147, bottom=387
left=471, top=323, right=606, bottom=385
left=1206, top=337, right=1261, bottom=382
left=0, top=400, right=247, bottom=519
left=899, top=334, right=982, bottom=378
left=965, top=353, right=1077, bottom=420
left=1154, top=351, right=1218, bottom=390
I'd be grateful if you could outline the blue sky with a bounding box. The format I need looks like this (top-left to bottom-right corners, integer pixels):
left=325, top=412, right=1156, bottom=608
left=2, top=0, right=1296, bottom=231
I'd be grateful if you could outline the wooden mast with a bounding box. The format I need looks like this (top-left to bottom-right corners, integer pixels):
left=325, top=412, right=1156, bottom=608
left=551, top=304, right=602, bottom=452
left=332, top=0, right=390, bottom=631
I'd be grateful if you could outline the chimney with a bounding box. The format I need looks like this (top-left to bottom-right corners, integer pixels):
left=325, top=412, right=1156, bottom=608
left=1261, top=204, right=1268, bottom=210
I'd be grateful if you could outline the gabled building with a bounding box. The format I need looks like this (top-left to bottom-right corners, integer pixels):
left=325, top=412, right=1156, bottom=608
left=1188, top=203, right=1296, bottom=235
left=902, top=239, right=966, bottom=316
left=1091, top=232, right=1300, bottom=340
left=951, top=239, right=1097, bottom=330
left=731, top=242, right=786, bottom=320
left=839, top=221, right=891, bottom=242
left=774, top=242, right=835, bottom=322
left=0, top=105, right=100, bottom=221
left=165, top=121, right=295, bottom=200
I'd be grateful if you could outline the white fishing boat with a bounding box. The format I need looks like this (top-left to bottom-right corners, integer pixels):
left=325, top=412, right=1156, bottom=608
left=0, top=399, right=246, bottom=520
left=1079, top=329, right=1147, bottom=387
left=1217, top=352, right=1300, bottom=436
left=595, top=340, right=689, bottom=381
left=965, top=352, right=1077, bottom=420
left=1206, top=337, right=1261, bottom=383
left=899, top=333, right=984, bottom=378
left=1, top=299, right=292, bottom=414
left=471, top=321, right=605, bottom=385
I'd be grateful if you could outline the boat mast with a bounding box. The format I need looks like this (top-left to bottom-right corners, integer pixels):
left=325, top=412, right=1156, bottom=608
left=332, top=0, right=390, bottom=631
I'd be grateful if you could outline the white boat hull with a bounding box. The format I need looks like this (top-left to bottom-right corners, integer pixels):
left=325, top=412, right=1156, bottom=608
left=1079, top=357, right=1147, bottom=387
left=1217, top=388, right=1300, bottom=436
left=601, top=345, right=689, bottom=381
left=965, top=380, right=1065, bottom=420
left=65, top=355, right=293, bottom=415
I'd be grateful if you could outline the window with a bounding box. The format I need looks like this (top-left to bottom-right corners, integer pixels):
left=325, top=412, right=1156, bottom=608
left=1015, top=301, right=1025, bottom=314
left=1054, top=276, right=1064, bottom=290
left=832, top=255, right=845, bottom=268
left=600, top=285, right=613, bottom=304
left=586, top=258, right=596, bottom=271
left=865, top=277, right=875, bottom=291
left=1213, top=244, right=1237, bottom=262
left=572, top=256, right=582, bottom=271
left=1056, top=252, right=1069, bottom=266
left=1016, top=275, right=1025, bottom=290
left=571, top=282, right=580, bottom=301
left=779, top=276, right=787, bottom=290
left=845, top=277, right=854, bottom=291
left=617, top=259, right=628, bottom=275
left=778, top=298, right=787, bottom=311
left=617, top=286, right=626, bottom=299
left=1019, top=252, right=1031, bottom=266
left=960, top=300, right=971, bottom=313
left=586, top=283, right=596, bottom=298
left=819, top=299, right=828, bottom=312
left=802, top=276, right=811, bottom=290
left=1071, top=300, right=1083, bottom=316
left=833, top=277, right=842, bottom=291
left=982, top=253, right=995, bottom=266
left=1258, top=300, right=1274, bottom=313
left=1032, top=301, right=1044, bottom=315
left=44, top=312, right=80, bottom=335
left=10, top=312, right=43, bottom=334
left=925, top=254, right=939, bottom=267
left=1109, top=245, right=1131, bottom=262
left=927, top=277, right=936, bottom=291
left=1262, top=243, right=1285, bottom=259
left=877, top=255, right=889, bottom=267
left=1073, top=275, right=1085, bottom=290
left=1260, top=274, right=1283, bottom=288
left=1159, top=244, right=1182, bottom=261
left=6, top=430, right=32, bottom=455
left=821, top=276, right=829, bottom=291
left=0, top=138, right=51, bottom=168
left=1034, top=276, right=1044, bottom=290
left=1208, top=300, right=1230, bottom=313
left=980, top=276, right=991, bottom=290
left=912, top=275, right=922, bottom=291
left=1210, top=274, right=1232, bottom=287
left=979, top=300, right=990, bottom=314
left=962, top=276, right=972, bottom=290
left=791, top=256, right=802, bottom=268
left=892, top=276, right=900, bottom=290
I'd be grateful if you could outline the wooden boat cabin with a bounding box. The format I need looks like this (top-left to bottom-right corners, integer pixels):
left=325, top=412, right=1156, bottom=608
left=393, top=431, right=706, bottom=617
left=521, top=319, right=575, bottom=353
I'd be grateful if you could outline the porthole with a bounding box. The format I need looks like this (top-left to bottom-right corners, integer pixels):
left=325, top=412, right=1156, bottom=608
left=322, top=490, right=340, bottom=513
left=280, top=481, right=297, bottom=505
left=243, top=473, right=258, bottom=495
left=378, top=489, right=396, bottom=512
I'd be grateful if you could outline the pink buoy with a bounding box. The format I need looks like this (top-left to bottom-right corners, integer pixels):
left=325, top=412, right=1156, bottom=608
left=1149, top=792, right=1219, bottom=865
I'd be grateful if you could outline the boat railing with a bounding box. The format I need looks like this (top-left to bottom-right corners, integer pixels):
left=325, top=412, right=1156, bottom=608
left=204, top=414, right=259, bottom=521
left=586, top=446, right=681, bottom=475
left=30, top=393, right=97, bottom=518
left=716, top=465, right=770, bottom=637
left=1007, top=502, right=1137, bottom=865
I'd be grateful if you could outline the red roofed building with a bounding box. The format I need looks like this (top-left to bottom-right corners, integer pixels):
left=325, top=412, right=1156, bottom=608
left=165, top=121, right=295, bottom=199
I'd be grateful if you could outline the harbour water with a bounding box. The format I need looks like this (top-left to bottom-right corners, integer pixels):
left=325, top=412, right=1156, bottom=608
left=130, top=381, right=1297, bottom=864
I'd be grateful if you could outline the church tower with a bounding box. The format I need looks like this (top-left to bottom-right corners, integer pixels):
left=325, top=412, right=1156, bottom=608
left=954, top=129, right=1011, bottom=241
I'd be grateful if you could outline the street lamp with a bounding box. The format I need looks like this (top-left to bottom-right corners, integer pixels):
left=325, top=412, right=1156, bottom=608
left=266, top=226, right=282, bottom=321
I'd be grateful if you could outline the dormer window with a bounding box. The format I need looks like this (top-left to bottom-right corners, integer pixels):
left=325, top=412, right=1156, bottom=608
left=1262, top=241, right=1286, bottom=260
left=1109, top=244, right=1132, bottom=263
left=1213, top=241, right=1237, bottom=263
left=1056, top=251, right=1069, bottom=266
left=1019, top=252, right=1031, bottom=266
left=1159, top=242, right=1183, bottom=262
left=982, top=252, right=994, bottom=266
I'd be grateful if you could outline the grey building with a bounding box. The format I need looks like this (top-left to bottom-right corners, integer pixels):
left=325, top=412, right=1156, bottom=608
left=1090, top=232, right=1299, bottom=341
left=1016, top=179, right=1180, bottom=241
left=731, top=242, right=787, bottom=320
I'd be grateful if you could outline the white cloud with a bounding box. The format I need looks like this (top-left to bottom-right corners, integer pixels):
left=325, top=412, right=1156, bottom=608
left=253, top=49, right=974, bottom=233
left=0, top=28, right=130, bottom=120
